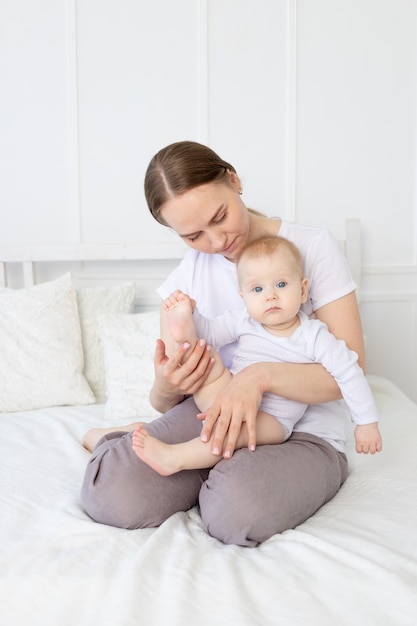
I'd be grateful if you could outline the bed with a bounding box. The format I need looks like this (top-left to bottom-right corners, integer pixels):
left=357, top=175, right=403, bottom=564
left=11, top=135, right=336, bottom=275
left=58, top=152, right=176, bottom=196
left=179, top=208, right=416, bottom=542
left=1, top=222, right=416, bottom=626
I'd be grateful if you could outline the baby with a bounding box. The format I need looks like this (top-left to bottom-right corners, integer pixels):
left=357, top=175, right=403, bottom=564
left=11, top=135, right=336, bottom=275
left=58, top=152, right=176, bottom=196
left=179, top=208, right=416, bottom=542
left=132, top=236, right=382, bottom=475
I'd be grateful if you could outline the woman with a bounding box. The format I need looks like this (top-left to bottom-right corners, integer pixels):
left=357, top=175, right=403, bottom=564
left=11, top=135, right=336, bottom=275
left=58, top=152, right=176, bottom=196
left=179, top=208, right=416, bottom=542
left=81, top=141, right=362, bottom=547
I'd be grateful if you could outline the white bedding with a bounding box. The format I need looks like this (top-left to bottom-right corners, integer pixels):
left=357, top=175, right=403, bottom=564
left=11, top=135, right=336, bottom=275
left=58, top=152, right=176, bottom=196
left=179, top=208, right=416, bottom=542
left=1, top=375, right=416, bottom=626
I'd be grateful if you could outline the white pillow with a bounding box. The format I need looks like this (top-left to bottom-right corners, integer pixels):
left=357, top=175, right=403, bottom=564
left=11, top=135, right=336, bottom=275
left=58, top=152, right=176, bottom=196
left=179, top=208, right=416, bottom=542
left=0, top=273, right=95, bottom=412
left=99, top=312, right=161, bottom=419
left=77, top=282, right=136, bottom=402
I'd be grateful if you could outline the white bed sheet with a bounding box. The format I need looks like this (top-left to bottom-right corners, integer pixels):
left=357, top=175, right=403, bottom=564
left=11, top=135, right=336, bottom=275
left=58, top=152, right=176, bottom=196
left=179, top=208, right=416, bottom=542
left=1, top=375, right=416, bottom=626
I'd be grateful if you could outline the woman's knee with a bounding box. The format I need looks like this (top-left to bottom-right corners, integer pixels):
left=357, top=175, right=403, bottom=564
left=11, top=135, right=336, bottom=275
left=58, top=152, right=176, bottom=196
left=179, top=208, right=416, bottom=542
left=199, top=448, right=275, bottom=547
left=80, top=434, right=148, bottom=528
left=198, top=436, right=347, bottom=547
left=80, top=432, right=204, bottom=529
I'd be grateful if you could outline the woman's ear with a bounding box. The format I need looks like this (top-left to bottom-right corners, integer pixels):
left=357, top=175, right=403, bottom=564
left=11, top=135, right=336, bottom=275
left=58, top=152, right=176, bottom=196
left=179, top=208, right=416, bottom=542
left=228, top=169, right=241, bottom=192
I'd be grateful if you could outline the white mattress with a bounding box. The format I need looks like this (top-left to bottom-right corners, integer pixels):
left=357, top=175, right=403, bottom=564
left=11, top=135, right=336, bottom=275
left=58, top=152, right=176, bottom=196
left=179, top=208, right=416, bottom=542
left=1, top=375, right=416, bottom=626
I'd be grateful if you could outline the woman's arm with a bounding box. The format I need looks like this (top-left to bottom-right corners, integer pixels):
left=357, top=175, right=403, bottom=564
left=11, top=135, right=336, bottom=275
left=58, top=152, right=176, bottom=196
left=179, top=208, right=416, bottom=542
left=315, top=291, right=366, bottom=371
left=149, top=305, right=214, bottom=413
left=200, top=291, right=365, bottom=457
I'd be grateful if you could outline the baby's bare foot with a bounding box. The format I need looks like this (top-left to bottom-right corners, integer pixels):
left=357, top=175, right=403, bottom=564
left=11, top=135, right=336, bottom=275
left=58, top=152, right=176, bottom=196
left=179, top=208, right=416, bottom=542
left=166, top=298, right=194, bottom=344
left=132, top=426, right=182, bottom=476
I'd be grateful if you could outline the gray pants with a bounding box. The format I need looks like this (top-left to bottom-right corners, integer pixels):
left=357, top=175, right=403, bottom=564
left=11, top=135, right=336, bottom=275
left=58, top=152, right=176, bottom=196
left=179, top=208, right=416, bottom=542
left=80, top=397, right=348, bottom=547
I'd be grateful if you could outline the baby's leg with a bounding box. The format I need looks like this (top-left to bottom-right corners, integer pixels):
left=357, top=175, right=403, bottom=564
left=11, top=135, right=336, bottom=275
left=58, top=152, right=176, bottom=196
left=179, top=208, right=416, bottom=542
left=245, top=410, right=287, bottom=447
left=131, top=411, right=287, bottom=475
left=166, top=295, right=196, bottom=347
left=132, top=425, right=222, bottom=475
left=167, top=298, right=228, bottom=402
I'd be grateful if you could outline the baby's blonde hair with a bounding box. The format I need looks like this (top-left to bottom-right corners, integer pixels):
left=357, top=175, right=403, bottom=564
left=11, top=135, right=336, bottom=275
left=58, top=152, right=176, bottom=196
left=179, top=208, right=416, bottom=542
left=236, top=236, right=304, bottom=278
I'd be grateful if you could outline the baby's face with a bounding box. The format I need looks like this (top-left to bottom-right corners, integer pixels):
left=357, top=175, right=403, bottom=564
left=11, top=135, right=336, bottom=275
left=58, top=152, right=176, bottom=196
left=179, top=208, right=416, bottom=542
left=238, top=248, right=308, bottom=330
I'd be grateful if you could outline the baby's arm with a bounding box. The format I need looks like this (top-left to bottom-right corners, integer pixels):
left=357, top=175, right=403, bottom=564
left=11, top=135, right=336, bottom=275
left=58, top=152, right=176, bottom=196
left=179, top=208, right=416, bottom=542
left=309, top=320, right=383, bottom=455
left=354, top=423, right=382, bottom=455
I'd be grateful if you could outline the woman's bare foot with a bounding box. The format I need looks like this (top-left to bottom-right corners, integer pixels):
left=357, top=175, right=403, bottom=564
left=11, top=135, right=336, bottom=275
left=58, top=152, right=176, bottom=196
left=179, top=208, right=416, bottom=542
left=166, top=297, right=195, bottom=344
left=82, top=422, right=143, bottom=453
left=132, top=425, right=184, bottom=476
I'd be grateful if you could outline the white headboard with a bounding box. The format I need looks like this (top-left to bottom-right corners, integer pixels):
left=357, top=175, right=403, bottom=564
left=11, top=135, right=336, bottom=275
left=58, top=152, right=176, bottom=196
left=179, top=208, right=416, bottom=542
left=0, top=244, right=176, bottom=288
left=0, top=246, right=180, bottom=311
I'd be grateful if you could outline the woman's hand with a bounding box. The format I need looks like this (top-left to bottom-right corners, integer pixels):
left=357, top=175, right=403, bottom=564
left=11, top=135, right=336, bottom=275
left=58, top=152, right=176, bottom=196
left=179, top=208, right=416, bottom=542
left=197, top=358, right=343, bottom=459
left=150, top=337, right=214, bottom=413
left=198, top=364, right=265, bottom=459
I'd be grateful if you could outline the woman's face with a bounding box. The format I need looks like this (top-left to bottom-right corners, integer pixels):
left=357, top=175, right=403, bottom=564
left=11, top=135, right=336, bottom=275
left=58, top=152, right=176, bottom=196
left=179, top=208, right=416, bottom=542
left=159, top=172, right=250, bottom=262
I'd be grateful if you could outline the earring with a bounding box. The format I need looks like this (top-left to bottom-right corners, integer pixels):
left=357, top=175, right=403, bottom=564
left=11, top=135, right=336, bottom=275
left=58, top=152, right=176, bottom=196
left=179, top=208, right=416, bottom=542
left=239, top=188, right=243, bottom=195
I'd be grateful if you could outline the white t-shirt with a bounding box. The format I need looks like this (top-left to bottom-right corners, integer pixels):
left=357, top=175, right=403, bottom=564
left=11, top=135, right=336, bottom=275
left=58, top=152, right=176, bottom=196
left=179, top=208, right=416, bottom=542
left=157, top=220, right=357, bottom=452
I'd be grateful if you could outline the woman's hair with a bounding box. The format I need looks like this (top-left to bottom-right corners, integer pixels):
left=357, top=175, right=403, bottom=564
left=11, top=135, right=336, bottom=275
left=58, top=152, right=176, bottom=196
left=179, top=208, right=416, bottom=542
left=144, top=141, right=236, bottom=225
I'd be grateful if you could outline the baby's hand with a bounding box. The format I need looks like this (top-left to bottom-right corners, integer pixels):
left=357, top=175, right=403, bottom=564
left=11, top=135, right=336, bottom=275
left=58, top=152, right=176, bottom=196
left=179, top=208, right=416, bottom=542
left=354, top=423, right=382, bottom=454
left=163, top=290, right=195, bottom=311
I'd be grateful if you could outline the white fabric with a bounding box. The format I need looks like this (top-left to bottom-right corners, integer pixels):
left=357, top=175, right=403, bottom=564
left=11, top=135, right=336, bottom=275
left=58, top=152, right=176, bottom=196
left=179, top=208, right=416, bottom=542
left=0, top=375, right=416, bottom=626
left=99, top=312, right=161, bottom=419
left=77, top=282, right=136, bottom=402
left=157, top=220, right=357, bottom=452
left=0, top=273, right=94, bottom=411
left=193, top=309, right=379, bottom=437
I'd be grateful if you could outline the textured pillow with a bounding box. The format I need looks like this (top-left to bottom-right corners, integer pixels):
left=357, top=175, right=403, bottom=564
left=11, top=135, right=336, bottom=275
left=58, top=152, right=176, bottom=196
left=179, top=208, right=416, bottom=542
left=99, top=312, right=161, bottom=419
left=77, top=282, right=136, bottom=402
left=0, top=273, right=95, bottom=412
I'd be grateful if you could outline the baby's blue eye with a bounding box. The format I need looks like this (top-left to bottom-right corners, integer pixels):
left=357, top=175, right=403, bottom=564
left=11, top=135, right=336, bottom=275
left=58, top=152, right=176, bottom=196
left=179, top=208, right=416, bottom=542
left=253, top=286, right=262, bottom=293
left=277, top=281, right=286, bottom=288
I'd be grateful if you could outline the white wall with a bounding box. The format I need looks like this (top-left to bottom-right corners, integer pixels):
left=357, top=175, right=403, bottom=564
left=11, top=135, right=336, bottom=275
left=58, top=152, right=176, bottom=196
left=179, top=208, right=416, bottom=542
left=1, top=0, right=417, bottom=402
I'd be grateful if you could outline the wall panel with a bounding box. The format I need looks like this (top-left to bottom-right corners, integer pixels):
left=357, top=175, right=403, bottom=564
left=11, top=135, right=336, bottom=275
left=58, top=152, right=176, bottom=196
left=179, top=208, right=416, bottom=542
left=361, top=295, right=417, bottom=402
left=76, top=0, right=200, bottom=249
left=0, top=1, right=71, bottom=244
left=296, top=0, right=417, bottom=266
left=206, top=0, right=290, bottom=214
